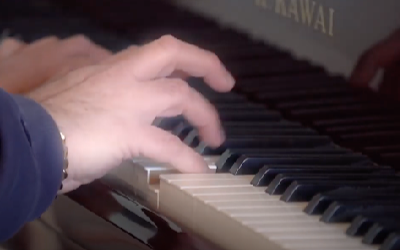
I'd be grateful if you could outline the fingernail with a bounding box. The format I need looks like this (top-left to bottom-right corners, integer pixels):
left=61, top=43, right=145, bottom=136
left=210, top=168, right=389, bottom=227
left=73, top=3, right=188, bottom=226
left=226, top=73, right=236, bottom=87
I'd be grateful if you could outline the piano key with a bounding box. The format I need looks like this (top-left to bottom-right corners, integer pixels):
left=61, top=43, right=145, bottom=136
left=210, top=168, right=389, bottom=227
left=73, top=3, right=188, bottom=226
left=281, top=180, right=400, bottom=202
left=289, top=104, right=399, bottom=122
left=196, top=135, right=334, bottom=156
left=229, top=153, right=371, bottom=175
left=256, top=85, right=356, bottom=103
left=339, top=131, right=400, bottom=148
left=252, top=165, right=391, bottom=187
left=276, top=96, right=372, bottom=110
left=214, top=45, right=285, bottom=60
left=380, top=233, right=400, bottom=250
left=325, top=122, right=400, bottom=135
left=321, top=200, right=400, bottom=223
left=216, top=147, right=353, bottom=174
left=347, top=215, right=381, bottom=237
left=363, top=220, right=400, bottom=244
left=238, top=74, right=347, bottom=93
left=313, top=115, right=400, bottom=129
left=158, top=174, right=379, bottom=250
left=172, top=120, right=306, bottom=139
left=183, top=127, right=319, bottom=142
left=215, top=109, right=283, bottom=122
left=226, top=57, right=323, bottom=78
left=266, top=173, right=399, bottom=195
left=305, top=186, right=400, bottom=215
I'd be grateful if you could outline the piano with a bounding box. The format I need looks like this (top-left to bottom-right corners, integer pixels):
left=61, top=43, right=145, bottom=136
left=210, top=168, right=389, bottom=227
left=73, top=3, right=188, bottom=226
left=1, top=0, right=400, bottom=249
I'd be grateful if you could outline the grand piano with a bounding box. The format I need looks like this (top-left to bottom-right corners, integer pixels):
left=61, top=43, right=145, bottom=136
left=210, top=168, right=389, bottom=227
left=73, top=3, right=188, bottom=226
left=1, top=0, right=400, bottom=250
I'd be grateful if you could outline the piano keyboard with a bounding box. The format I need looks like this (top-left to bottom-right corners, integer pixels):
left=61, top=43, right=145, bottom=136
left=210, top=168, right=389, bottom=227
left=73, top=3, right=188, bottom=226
left=2, top=0, right=400, bottom=249
left=104, top=2, right=400, bottom=250
left=112, top=80, right=400, bottom=250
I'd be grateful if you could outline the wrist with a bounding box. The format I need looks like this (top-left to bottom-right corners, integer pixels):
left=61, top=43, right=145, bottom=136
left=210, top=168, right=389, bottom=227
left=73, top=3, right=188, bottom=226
left=42, top=101, right=82, bottom=193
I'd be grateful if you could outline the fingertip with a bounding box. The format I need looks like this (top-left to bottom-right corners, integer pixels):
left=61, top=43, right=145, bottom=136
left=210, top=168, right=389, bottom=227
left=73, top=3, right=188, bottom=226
left=225, top=71, right=236, bottom=89
left=189, top=154, right=211, bottom=173
left=204, top=72, right=235, bottom=92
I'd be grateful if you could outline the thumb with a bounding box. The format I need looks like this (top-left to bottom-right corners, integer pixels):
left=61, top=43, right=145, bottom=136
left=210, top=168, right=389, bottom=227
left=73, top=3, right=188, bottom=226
left=131, top=125, right=209, bottom=173
left=350, top=29, right=400, bottom=87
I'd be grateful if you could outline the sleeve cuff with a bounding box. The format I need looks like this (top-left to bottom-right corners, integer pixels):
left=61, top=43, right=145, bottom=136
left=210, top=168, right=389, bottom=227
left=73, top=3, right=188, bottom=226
left=12, top=94, right=65, bottom=218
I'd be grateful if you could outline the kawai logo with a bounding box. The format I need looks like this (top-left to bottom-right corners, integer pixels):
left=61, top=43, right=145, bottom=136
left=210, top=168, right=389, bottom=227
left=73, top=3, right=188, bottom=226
left=255, top=0, right=335, bottom=37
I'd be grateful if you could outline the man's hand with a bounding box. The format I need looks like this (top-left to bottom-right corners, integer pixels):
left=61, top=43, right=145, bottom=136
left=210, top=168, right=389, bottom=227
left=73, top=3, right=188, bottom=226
left=350, top=28, right=400, bottom=99
left=0, top=35, right=111, bottom=94
left=35, top=35, right=235, bottom=193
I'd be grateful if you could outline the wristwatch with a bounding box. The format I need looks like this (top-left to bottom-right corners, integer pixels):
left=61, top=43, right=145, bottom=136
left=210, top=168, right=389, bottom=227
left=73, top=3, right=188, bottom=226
left=60, top=132, right=69, bottom=190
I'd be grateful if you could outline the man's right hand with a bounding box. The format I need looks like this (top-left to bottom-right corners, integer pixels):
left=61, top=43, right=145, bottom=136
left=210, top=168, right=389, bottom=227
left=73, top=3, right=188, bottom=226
left=31, top=35, right=235, bottom=193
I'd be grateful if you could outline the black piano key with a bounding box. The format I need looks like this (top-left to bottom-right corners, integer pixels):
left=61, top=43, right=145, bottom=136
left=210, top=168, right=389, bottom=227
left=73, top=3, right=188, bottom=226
left=229, top=153, right=371, bottom=175
left=339, top=131, right=400, bottom=148
left=347, top=214, right=400, bottom=238
left=266, top=173, right=397, bottom=195
left=216, top=147, right=352, bottom=173
left=305, top=186, right=400, bottom=215
left=313, top=115, right=400, bottom=129
left=172, top=120, right=305, bottom=139
left=363, top=220, right=400, bottom=244
left=212, top=102, right=267, bottom=111
left=321, top=200, right=400, bottom=223
left=276, top=96, right=371, bottom=111
left=196, top=135, right=333, bottom=156
left=347, top=215, right=378, bottom=236
left=238, top=74, right=346, bottom=93
left=363, top=145, right=400, bottom=156
left=226, top=58, right=322, bottom=78
left=214, top=45, right=285, bottom=60
left=289, top=104, right=399, bottom=122
left=281, top=179, right=400, bottom=202
left=256, top=85, right=355, bottom=104
left=184, top=127, right=319, bottom=143
left=380, top=232, right=400, bottom=250
left=379, top=152, right=400, bottom=169
left=218, top=110, right=282, bottom=122
left=325, top=122, right=400, bottom=135
left=221, top=121, right=303, bottom=128
left=252, top=164, right=390, bottom=187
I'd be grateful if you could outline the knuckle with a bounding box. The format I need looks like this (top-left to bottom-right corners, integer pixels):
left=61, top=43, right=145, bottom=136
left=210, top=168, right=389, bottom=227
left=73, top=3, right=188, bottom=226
left=156, top=35, right=181, bottom=54
left=40, top=36, right=58, bottom=43
left=68, top=34, right=92, bottom=47
left=208, top=51, right=222, bottom=66
left=166, top=79, right=191, bottom=97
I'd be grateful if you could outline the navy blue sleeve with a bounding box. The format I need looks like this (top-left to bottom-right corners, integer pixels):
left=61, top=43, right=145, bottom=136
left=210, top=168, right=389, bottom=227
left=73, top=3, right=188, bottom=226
left=0, top=88, right=64, bottom=242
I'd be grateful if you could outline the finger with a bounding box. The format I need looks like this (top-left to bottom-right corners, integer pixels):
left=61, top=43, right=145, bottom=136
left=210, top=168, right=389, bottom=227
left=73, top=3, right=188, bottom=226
left=133, top=125, right=210, bottom=173
left=350, top=29, right=400, bottom=87
left=0, top=38, right=26, bottom=60
left=114, top=35, right=235, bottom=92
left=59, top=35, right=111, bottom=61
left=147, top=78, right=224, bottom=147
left=24, top=36, right=59, bottom=51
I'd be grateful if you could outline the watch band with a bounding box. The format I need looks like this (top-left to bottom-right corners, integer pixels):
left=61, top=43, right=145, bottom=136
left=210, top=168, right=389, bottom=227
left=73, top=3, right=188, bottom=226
left=60, top=131, right=68, bottom=190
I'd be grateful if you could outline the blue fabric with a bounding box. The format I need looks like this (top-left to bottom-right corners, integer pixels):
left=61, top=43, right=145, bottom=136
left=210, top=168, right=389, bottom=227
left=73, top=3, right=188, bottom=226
left=0, top=88, right=64, bottom=242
